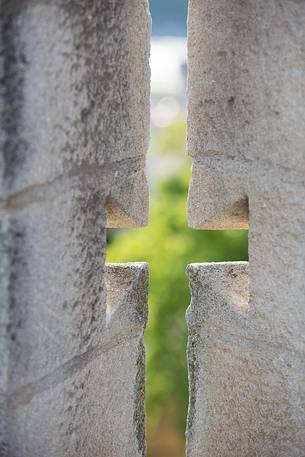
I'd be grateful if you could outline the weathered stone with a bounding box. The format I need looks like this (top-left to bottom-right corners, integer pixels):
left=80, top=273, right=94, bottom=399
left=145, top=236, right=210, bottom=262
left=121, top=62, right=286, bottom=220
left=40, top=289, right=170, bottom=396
left=186, top=263, right=305, bottom=456
left=187, top=1, right=305, bottom=455
left=0, top=195, right=106, bottom=390
left=0, top=0, right=150, bottom=226
left=5, top=263, right=148, bottom=457
left=188, top=0, right=305, bottom=230
left=0, top=0, right=150, bottom=454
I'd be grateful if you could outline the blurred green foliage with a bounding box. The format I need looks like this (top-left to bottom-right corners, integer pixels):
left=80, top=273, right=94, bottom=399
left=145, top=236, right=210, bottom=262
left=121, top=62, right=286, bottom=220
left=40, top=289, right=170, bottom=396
left=150, top=117, right=187, bottom=156
left=107, top=119, right=248, bottom=436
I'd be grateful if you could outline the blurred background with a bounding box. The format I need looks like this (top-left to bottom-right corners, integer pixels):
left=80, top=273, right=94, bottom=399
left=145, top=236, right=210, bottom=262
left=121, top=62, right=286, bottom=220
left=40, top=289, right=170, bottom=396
left=107, top=1, right=248, bottom=455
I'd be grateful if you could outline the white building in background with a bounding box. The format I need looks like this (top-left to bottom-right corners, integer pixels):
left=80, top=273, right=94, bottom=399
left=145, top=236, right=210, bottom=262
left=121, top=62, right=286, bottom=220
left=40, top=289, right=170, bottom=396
left=150, top=37, right=187, bottom=129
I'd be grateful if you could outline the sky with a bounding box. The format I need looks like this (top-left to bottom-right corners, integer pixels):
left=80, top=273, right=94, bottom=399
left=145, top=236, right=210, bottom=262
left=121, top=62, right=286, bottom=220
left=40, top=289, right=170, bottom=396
left=150, top=0, right=187, bottom=37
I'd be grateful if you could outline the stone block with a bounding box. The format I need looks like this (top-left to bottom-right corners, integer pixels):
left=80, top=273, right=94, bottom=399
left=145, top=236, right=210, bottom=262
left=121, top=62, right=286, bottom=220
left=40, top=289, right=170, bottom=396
left=0, top=0, right=150, bottom=226
left=187, top=1, right=305, bottom=454
left=3, top=263, right=148, bottom=457
left=187, top=0, right=305, bottom=230
left=186, top=263, right=305, bottom=457
left=0, top=191, right=106, bottom=391
left=0, top=0, right=150, bottom=453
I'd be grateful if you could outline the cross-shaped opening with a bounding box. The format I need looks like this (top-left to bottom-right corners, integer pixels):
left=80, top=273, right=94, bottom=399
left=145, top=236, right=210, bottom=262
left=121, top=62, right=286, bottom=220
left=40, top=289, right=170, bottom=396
left=106, top=2, right=248, bottom=454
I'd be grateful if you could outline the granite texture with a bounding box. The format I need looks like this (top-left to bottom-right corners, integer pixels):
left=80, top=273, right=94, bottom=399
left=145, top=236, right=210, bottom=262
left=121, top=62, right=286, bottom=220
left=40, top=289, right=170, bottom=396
left=0, top=0, right=150, bottom=226
left=188, top=0, right=305, bottom=230
left=187, top=0, right=305, bottom=455
left=0, top=0, right=150, bottom=454
left=186, top=263, right=305, bottom=456
left=6, top=263, right=148, bottom=457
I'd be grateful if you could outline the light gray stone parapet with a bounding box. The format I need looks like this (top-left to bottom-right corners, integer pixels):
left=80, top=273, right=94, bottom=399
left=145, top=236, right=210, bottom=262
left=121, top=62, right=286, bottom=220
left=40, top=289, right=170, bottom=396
left=0, top=0, right=150, bottom=454
left=187, top=0, right=305, bottom=230
left=187, top=2, right=305, bottom=453
left=1, top=262, right=148, bottom=456
left=0, top=0, right=150, bottom=227
left=186, top=262, right=305, bottom=456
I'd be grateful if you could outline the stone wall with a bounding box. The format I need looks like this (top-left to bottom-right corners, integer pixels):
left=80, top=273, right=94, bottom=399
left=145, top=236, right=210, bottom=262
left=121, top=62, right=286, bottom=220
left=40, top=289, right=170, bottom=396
left=186, top=1, right=305, bottom=455
left=1, top=0, right=305, bottom=455
left=0, top=1, right=150, bottom=455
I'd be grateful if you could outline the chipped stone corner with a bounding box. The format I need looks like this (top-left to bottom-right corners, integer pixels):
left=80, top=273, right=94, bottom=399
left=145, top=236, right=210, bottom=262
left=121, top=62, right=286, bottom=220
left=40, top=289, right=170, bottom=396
left=186, top=262, right=249, bottom=325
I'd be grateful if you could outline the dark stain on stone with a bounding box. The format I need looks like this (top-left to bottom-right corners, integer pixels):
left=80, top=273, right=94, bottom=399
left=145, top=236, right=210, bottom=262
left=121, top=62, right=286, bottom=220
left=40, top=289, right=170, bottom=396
left=227, top=96, right=235, bottom=107
left=1, top=9, right=28, bottom=188
left=134, top=341, right=146, bottom=457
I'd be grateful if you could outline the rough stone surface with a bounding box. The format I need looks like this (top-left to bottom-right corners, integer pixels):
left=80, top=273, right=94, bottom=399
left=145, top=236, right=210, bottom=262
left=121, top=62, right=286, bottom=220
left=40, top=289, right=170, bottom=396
left=0, top=1, right=150, bottom=454
left=0, top=0, right=150, bottom=226
left=2, top=262, right=148, bottom=457
left=188, top=0, right=305, bottom=230
left=187, top=263, right=305, bottom=456
left=187, top=1, right=305, bottom=455
left=13, top=263, right=148, bottom=457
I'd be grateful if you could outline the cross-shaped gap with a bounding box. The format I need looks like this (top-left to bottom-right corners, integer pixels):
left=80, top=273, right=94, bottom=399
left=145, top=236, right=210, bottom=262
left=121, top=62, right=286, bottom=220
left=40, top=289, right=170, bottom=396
left=106, top=1, right=249, bottom=455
